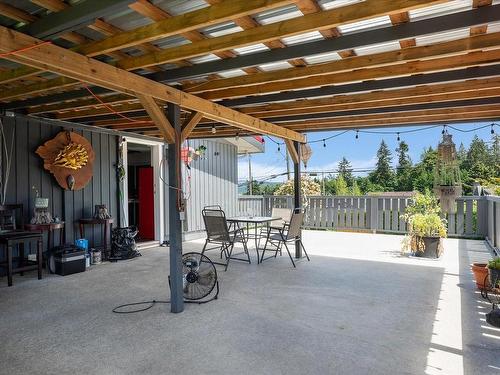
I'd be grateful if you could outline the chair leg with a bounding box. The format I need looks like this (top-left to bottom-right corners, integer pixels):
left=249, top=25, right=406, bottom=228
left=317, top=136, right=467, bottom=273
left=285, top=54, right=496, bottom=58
left=37, top=239, right=43, bottom=280
left=225, top=243, right=235, bottom=271
left=201, top=240, right=208, bottom=259
left=259, top=235, right=270, bottom=263
left=19, top=243, right=24, bottom=276
left=300, top=240, right=310, bottom=261
left=283, top=242, right=296, bottom=268
left=7, top=245, right=13, bottom=287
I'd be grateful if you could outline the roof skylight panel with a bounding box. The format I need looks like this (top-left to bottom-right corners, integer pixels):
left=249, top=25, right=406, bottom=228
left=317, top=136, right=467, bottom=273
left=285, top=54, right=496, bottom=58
left=200, top=22, right=244, bottom=38
left=488, top=21, right=500, bottom=33
left=254, top=4, right=302, bottom=25
left=154, top=35, right=191, bottom=50
left=233, top=44, right=270, bottom=55
left=218, top=69, right=248, bottom=78
left=319, top=0, right=364, bottom=10
left=303, top=51, right=342, bottom=65
left=188, top=54, right=221, bottom=64
left=160, top=0, right=208, bottom=16
left=415, top=27, right=471, bottom=47
left=281, top=31, right=324, bottom=46
left=355, top=41, right=401, bottom=56
left=259, top=61, right=294, bottom=71
left=409, top=0, right=472, bottom=21
left=337, top=15, right=392, bottom=34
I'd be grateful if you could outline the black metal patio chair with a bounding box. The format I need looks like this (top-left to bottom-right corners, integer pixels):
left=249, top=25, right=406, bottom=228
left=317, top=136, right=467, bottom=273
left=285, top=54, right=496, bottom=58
left=201, top=206, right=250, bottom=271
left=260, top=211, right=310, bottom=268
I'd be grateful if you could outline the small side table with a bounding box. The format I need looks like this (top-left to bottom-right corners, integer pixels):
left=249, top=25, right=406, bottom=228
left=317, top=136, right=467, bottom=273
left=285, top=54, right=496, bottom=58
left=24, top=222, right=65, bottom=252
left=0, top=231, right=43, bottom=286
left=78, top=218, right=114, bottom=259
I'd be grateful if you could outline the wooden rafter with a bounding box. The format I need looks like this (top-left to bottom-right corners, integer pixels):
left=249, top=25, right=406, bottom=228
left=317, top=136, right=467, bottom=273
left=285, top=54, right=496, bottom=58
left=0, top=25, right=304, bottom=143
left=75, top=0, right=295, bottom=56
left=195, top=48, right=500, bottom=99
left=116, top=0, right=447, bottom=70
left=285, top=139, right=299, bottom=164
left=184, top=32, right=500, bottom=93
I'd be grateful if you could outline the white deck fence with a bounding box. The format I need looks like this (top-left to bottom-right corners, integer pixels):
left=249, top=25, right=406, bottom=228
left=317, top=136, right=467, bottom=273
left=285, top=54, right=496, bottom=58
left=238, top=194, right=500, bottom=253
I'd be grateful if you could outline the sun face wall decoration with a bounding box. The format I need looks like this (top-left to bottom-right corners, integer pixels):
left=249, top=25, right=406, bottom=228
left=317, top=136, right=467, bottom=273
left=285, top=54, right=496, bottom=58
left=36, top=131, right=95, bottom=191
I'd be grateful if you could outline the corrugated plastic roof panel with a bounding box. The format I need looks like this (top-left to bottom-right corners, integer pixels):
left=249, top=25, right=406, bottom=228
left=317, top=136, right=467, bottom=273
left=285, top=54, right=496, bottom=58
left=218, top=69, right=248, bottom=78
left=355, top=41, right=401, bottom=56
left=488, top=21, right=500, bottom=33
left=188, top=54, right=221, bottom=64
left=303, top=51, right=342, bottom=65
left=155, top=0, right=208, bottom=16
left=415, top=27, right=471, bottom=47
left=281, top=31, right=324, bottom=46
left=409, top=0, right=472, bottom=22
left=337, top=15, right=392, bottom=34
left=259, top=61, right=294, bottom=71
left=319, top=0, right=364, bottom=10
left=200, top=22, right=244, bottom=38
left=233, top=43, right=270, bottom=55
left=254, top=4, right=302, bottom=25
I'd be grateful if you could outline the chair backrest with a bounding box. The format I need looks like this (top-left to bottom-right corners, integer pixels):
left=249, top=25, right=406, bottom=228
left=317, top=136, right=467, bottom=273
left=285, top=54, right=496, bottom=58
left=202, top=207, right=230, bottom=242
left=270, top=207, right=292, bottom=228
left=0, top=204, right=23, bottom=231
left=285, top=211, right=304, bottom=240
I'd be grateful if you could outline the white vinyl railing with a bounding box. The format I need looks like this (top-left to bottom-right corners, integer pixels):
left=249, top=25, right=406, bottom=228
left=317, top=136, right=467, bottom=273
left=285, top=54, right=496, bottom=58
left=238, top=194, right=500, bottom=249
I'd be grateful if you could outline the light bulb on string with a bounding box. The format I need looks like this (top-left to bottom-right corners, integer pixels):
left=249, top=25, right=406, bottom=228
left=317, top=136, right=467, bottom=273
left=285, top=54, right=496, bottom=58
left=277, top=144, right=281, bottom=152
left=235, top=133, right=240, bottom=141
left=397, top=132, right=400, bottom=142
left=355, top=130, right=359, bottom=139
left=442, top=125, right=446, bottom=135
left=491, top=124, right=495, bottom=135
left=323, top=139, right=326, bottom=148
left=211, top=125, right=216, bottom=134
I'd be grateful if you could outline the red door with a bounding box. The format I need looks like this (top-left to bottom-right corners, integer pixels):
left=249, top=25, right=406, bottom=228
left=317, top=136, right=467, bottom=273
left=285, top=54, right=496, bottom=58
left=138, top=167, right=155, bottom=240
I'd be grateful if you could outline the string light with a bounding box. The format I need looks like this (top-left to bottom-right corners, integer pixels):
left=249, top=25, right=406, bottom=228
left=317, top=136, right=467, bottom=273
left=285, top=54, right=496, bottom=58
left=235, top=133, right=240, bottom=141
left=277, top=144, right=281, bottom=152
left=265, top=123, right=498, bottom=148
left=211, top=125, right=216, bottom=134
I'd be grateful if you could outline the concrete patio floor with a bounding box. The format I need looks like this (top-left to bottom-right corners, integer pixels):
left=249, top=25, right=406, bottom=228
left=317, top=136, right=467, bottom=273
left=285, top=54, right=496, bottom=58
left=0, top=231, right=499, bottom=375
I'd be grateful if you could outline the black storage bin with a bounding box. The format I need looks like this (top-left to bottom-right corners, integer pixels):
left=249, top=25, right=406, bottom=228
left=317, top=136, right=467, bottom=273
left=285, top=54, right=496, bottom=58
left=53, top=249, right=86, bottom=276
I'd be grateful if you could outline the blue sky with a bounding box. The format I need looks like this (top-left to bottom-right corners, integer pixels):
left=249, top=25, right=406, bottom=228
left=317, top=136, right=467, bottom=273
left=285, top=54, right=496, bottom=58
left=238, top=121, right=497, bottom=183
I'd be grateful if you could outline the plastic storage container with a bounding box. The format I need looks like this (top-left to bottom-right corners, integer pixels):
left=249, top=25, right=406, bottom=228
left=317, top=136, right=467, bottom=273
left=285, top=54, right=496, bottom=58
left=54, top=249, right=86, bottom=276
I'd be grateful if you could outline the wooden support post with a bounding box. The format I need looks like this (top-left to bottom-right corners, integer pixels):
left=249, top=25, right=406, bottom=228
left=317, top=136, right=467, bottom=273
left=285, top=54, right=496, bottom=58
left=167, top=102, right=184, bottom=313
left=293, top=140, right=302, bottom=258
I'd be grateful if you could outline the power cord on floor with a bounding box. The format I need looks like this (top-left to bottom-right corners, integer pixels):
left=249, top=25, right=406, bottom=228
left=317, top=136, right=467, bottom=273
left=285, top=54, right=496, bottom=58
left=112, top=300, right=170, bottom=314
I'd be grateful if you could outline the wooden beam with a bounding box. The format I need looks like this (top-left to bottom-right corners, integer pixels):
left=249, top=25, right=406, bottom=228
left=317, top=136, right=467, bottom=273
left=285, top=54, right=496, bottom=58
left=136, top=94, right=174, bottom=143
left=181, top=112, right=203, bottom=142
left=149, top=5, right=500, bottom=83
left=116, top=0, right=447, bottom=70
left=76, top=0, right=295, bottom=56
left=185, top=32, right=500, bottom=93
left=0, top=26, right=304, bottom=142
left=197, top=48, right=500, bottom=99
left=19, top=0, right=135, bottom=40
left=285, top=139, right=299, bottom=164
left=239, top=77, right=500, bottom=116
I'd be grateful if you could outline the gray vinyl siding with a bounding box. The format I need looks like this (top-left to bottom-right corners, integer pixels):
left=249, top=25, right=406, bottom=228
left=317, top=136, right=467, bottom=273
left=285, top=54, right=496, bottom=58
left=0, top=115, right=119, bottom=255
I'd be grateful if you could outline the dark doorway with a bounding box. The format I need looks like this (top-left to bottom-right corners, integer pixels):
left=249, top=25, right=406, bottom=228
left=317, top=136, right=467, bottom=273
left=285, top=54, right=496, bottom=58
left=127, top=143, right=155, bottom=241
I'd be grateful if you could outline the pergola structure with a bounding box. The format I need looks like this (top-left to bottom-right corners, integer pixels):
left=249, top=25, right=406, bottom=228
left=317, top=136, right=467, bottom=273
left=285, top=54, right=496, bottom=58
left=1, top=0, right=500, bottom=312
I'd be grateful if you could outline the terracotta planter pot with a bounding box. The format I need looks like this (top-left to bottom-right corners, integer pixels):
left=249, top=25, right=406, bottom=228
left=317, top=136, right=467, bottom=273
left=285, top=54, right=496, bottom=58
left=471, top=263, right=489, bottom=289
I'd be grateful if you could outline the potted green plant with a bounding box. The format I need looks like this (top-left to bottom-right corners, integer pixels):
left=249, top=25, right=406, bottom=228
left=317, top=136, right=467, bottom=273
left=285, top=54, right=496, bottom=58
left=401, top=192, right=447, bottom=259
left=487, top=257, right=500, bottom=288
